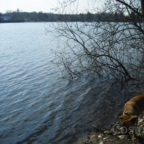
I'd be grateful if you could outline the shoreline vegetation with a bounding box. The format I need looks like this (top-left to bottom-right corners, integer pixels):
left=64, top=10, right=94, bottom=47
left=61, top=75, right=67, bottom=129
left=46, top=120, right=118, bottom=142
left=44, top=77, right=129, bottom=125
left=0, top=10, right=140, bottom=23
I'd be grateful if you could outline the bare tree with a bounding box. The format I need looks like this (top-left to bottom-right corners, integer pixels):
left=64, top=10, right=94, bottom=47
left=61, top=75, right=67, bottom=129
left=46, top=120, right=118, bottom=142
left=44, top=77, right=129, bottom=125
left=48, top=0, right=144, bottom=83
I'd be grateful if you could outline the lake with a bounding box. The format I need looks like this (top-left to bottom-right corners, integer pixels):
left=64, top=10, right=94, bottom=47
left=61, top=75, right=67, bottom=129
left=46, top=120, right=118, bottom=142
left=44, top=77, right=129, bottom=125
left=0, top=22, right=133, bottom=144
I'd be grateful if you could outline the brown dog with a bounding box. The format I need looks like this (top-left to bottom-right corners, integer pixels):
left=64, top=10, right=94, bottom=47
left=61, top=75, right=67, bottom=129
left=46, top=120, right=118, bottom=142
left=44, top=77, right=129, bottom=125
left=119, top=95, right=144, bottom=140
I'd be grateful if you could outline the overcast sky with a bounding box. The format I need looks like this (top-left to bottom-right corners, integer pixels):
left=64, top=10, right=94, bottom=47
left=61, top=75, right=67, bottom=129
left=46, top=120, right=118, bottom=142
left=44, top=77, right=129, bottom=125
left=0, top=0, right=102, bottom=13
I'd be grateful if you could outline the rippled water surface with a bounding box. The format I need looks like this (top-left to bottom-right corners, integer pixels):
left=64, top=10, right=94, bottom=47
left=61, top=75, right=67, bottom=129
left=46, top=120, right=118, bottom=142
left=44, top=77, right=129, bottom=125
left=0, top=22, right=130, bottom=144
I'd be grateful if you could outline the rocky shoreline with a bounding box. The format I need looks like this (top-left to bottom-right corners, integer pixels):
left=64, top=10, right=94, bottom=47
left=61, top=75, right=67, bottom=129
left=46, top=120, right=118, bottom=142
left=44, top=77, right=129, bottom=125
left=77, top=81, right=144, bottom=144
left=82, top=113, right=144, bottom=144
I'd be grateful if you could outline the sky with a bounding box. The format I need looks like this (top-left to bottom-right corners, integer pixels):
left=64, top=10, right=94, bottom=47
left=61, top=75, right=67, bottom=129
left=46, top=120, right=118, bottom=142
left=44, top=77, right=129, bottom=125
left=0, top=0, right=102, bottom=14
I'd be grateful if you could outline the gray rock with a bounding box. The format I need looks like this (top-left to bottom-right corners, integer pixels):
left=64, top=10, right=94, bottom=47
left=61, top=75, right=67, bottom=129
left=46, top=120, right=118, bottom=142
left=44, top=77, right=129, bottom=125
left=118, top=135, right=126, bottom=140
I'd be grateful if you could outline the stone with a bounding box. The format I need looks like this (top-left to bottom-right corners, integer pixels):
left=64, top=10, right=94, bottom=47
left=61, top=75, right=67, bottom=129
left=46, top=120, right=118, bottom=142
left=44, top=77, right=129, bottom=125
left=103, top=136, right=108, bottom=140
left=118, top=135, right=126, bottom=140
left=99, top=141, right=103, bottom=144
left=138, top=118, right=143, bottom=124
left=104, top=130, right=112, bottom=134
left=90, top=135, right=97, bottom=139
left=98, top=134, right=103, bottom=139
left=89, top=135, right=97, bottom=143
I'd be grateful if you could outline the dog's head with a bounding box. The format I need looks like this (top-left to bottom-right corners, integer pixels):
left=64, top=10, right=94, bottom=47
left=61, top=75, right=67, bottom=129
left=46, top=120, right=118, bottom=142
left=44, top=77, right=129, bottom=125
left=118, top=113, right=138, bottom=127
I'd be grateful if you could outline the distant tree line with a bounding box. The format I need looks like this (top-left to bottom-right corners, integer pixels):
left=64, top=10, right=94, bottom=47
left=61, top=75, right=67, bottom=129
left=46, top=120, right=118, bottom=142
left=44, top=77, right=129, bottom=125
left=0, top=9, right=140, bottom=23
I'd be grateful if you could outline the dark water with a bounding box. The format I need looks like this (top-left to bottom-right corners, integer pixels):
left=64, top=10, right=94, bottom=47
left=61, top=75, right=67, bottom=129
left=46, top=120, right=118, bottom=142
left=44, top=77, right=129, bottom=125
left=0, top=22, right=138, bottom=144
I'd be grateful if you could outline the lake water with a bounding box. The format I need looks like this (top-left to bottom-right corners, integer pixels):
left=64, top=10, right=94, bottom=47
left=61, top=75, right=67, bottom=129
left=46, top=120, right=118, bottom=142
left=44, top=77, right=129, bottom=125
left=0, top=22, right=135, bottom=144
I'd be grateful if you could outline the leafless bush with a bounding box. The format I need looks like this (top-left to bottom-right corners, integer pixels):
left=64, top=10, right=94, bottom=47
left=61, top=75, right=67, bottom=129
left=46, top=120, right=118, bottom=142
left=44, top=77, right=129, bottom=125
left=47, top=0, right=144, bottom=83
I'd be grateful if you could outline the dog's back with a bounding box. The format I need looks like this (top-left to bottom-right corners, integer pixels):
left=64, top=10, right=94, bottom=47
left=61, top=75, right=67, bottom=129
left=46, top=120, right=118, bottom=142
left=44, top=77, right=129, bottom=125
left=123, top=95, right=144, bottom=115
